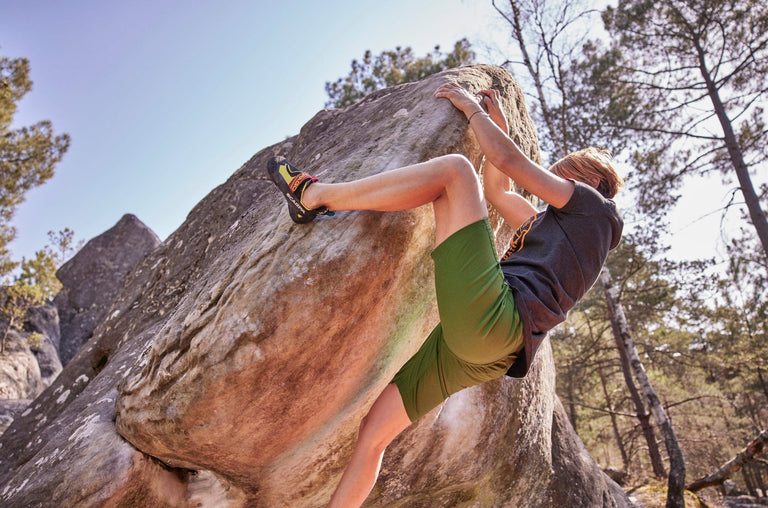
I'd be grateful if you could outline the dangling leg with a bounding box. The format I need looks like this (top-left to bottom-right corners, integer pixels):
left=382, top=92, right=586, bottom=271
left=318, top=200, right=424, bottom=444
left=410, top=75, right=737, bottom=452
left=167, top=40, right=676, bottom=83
left=312, top=155, right=489, bottom=506
left=326, top=384, right=412, bottom=508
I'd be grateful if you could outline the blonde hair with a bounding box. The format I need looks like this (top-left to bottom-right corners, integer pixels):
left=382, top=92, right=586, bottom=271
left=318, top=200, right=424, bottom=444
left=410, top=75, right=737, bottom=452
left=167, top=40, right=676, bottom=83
left=550, top=147, right=624, bottom=199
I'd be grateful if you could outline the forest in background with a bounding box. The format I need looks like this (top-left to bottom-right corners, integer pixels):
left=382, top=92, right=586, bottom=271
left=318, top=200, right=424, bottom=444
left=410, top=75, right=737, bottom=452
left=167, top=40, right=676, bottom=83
left=328, top=1, right=767, bottom=507
left=2, top=1, right=766, bottom=507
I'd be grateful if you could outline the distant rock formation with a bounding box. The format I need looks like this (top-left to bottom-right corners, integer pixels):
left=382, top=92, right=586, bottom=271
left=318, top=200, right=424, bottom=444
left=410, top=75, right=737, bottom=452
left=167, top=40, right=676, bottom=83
left=25, top=303, right=62, bottom=387
left=0, top=65, right=632, bottom=507
left=0, top=329, right=43, bottom=400
left=54, top=213, right=161, bottom=365
left=0, top=215, right=159, bottom=442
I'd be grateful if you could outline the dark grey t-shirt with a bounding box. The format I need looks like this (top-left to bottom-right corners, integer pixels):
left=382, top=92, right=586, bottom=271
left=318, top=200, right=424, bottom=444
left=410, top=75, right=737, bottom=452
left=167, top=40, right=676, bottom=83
left=500, top=181, right=623, bottom=377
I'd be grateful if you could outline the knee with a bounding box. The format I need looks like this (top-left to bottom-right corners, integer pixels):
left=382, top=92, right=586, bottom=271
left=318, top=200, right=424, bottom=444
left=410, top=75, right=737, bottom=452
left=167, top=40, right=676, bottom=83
left=435, top=154, right=478, bottom=186
left=437, top=153, right=475, bottom=173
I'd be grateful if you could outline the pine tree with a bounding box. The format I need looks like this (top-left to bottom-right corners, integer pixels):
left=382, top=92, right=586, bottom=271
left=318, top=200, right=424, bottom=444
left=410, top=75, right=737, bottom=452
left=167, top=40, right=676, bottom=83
left=603, top=0, right=768, bottom=262
left=324, top=39, right=475, bottom=108
left=0, top=55, right=70, bottom=278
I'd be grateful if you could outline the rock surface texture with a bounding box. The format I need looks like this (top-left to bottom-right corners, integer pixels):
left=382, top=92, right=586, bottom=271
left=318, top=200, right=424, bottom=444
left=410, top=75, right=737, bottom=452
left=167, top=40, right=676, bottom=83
left=54, top=213, right=161, bottom=365
left=0, top=398, right=31, bottom=435
left=0, top=329, right=43, bottom=400
left=0, top=66, right=632, bottom=507
left=25, top=303, right=62, bottom=387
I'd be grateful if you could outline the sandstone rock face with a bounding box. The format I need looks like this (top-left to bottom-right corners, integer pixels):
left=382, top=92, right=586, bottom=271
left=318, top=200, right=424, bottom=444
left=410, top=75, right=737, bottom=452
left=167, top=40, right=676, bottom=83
left=0, top=304, right=60, bottom=436
left=0, top=329, right=43, bottom=400
left=0, top=399, right=31, bottom=435
left=54, top=213, right=161, bottom=365
left=0, top=66, right=631, bottom=507
left=26, top=303, right=62, bottom=387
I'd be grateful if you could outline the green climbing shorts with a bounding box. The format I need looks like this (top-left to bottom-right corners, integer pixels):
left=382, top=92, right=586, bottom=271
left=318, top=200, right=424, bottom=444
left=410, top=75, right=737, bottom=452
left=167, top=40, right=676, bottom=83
left=392, top=218, right=524, bottom=422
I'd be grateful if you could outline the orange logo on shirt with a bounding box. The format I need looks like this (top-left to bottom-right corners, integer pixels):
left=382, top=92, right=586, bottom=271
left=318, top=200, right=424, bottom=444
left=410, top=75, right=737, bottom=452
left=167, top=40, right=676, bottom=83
left=501, top=213, right=542, bottom=260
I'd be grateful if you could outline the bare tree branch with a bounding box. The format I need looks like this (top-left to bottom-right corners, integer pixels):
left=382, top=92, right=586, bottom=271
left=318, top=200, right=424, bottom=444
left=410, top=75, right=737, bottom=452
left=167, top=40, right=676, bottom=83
left=686, top=429, right=768, bottom=492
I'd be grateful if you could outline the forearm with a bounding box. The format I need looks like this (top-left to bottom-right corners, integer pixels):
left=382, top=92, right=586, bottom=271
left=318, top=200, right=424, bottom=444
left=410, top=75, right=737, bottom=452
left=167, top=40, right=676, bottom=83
left=467, top=110, right=555, bottom=199
left=483, top=155, right=510, bottom=195
left=433, top=83, right=574, bottom=207
left=483, top=158, right=538, bottom=229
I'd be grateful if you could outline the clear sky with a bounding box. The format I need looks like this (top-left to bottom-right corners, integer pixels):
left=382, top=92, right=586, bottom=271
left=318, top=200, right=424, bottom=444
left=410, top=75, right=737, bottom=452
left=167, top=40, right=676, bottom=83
left=0, top=0, right=754, bottom=266
left=0, top=0, right=505, bottom=260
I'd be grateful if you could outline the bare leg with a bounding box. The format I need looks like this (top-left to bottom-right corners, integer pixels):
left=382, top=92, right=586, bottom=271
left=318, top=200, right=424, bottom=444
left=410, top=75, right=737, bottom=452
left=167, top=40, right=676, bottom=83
left=303, top=154, right=487, bottom=246
left=327, top=384, right=412, bottom=508
left=324, top=156, right=487, bottom=506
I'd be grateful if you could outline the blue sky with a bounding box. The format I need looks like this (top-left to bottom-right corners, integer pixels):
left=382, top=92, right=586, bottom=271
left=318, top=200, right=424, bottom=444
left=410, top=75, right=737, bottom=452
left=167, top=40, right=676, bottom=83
left=0, top=0, right=752, bottom=266
left=1, top=0, right=505, bottom=260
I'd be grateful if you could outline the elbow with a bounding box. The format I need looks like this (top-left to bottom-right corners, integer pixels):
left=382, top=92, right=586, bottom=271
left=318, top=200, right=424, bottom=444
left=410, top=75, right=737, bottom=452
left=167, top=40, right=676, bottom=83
left=484, top=149, right=517, bottom=181
left=483, top=178, right=506, bottom=207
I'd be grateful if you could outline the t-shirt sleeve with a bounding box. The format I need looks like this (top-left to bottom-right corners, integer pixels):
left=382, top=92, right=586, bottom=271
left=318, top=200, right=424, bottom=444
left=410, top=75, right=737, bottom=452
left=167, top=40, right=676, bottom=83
left=553, top=182, right=623, bottom=249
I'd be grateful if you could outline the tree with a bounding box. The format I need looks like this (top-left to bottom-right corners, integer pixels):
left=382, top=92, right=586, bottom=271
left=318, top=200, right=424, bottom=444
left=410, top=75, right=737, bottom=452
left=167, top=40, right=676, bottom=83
left=491, top=0, right=644, bottom=162
left=553, top=234, right=681, bottom=480
left=17, top=228, right=81, bottom=301
left=325, top=38, right=475, bottom=108
left=0, top=279, right=43, bottom=354
left=602, top=0, right=768, bottom=263
left=601, top=267, right=687, bottom=507
left=1, top=55, right=70, bottom=278
left=0, top=228, right=80, bottom=355
left=493, top=2, right=686, bottom=503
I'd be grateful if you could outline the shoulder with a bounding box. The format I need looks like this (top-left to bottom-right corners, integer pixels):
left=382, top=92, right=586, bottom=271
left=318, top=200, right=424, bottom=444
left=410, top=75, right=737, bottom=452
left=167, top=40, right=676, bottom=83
left=553, top=181, right=606, bottom=212
left=552, top=182, right=624, bottom=247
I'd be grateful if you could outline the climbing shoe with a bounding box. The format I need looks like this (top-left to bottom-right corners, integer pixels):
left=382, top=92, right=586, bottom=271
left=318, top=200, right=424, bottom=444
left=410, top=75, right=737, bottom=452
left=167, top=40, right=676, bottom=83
left=267, top=156, right=332, bottom=224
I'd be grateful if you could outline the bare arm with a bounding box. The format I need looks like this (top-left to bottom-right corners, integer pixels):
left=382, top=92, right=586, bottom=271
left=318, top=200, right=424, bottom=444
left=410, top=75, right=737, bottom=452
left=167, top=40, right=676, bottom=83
left=434, top=83, right=574, bottom=208
left=483, top=158, right=538, bottom=229
left=476, top=89, right=538, bottom=228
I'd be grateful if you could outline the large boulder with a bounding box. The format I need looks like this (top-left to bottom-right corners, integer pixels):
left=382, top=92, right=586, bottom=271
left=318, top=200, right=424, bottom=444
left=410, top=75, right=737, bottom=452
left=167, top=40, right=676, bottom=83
left=0, top=329, right=43, bottom=400
left=0, top=65, right=632, bottom=507
left=54, top=213, right=161, bottom=365
left=0, top=305, right=60, bottom=437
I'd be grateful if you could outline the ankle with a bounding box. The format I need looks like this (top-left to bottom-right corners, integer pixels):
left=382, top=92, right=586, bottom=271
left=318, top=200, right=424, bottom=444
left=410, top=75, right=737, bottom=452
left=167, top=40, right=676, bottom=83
left=302, top=183, right=323, bottom=210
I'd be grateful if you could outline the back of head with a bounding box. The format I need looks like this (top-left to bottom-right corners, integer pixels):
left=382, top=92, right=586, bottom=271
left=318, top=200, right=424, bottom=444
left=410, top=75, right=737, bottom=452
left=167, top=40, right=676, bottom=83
left=550, top=147, right=623, bottom=199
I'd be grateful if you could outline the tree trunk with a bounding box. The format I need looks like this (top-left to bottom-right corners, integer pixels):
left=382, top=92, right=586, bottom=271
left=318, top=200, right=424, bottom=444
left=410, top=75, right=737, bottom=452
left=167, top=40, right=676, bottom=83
left=598, top=362, right=630, bottom=471
left=687, top=429, right=768, bottom=492
left=693, top=35, right=768, bottom=264
left=494, top=0, right=561, bottom=154
left=757, top=367, right=768, bottom=406
left=600, top=267, right=687, bottom=508
left=609, top=297, right=667, bottom=478
left=1, top=318, right=14, bottom=356
left=742, top=465, right=757, bottom=497
left=758, top=463, right=768, bottom=497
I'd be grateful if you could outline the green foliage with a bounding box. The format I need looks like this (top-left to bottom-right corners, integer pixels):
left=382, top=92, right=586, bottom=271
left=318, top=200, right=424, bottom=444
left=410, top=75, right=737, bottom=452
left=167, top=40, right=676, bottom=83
left=0, top=228, right=80, bottom=355
left=325, top=38, right=475, bottom=108
left=27, top=331, right=43, bottom=351
left=17, top=228, right=81, bottom=301
left=17, top=249, right=58, bottom=300
left=1, top=55, right=71, bottom=278
left=0, top=278, right=44, bottom=354
left=601, top=0, right=768, bottom=256
left=0, top=53, right=73, bottom=355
